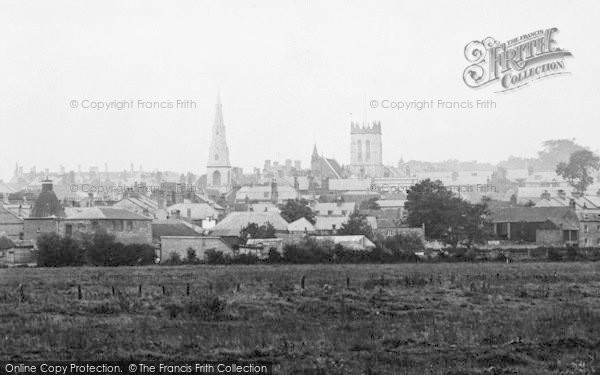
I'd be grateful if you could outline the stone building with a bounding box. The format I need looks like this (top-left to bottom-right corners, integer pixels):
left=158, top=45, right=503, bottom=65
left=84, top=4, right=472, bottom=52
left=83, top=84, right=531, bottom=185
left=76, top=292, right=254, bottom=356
left=206, top=93, right=232, bottom=192
left=348, top=121, right=385, bottom=178
left=24, top=207, right=152, bottom=244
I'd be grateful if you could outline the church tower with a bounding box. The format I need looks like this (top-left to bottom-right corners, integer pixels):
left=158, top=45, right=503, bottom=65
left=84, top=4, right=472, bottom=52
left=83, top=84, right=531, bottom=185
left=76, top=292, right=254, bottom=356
left=349, top=121, right=385, bottom=178
left=206, top=93, right=232, bottom=190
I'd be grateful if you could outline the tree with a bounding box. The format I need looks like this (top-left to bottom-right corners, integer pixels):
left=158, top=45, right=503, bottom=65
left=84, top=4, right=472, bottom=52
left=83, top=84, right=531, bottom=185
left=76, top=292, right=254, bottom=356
left=239, top=222, right=276, bottom=243
left=359, top=197, right=380, bottom=210
left=337, top=211, right=374, bottom=240
left=405, top=179, right=491, bottom=247
left=279, top=199, right=315, bottom=224
left=37, top=232, right=84, bottom=267
left=556, top=150, right=600, bottom=195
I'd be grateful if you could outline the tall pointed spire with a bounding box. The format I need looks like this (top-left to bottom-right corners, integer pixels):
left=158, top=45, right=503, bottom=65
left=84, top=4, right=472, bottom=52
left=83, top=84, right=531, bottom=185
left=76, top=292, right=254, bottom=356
left=206, top=92, right=232, bottom=190
left=207, top=93, right=231, bottom=168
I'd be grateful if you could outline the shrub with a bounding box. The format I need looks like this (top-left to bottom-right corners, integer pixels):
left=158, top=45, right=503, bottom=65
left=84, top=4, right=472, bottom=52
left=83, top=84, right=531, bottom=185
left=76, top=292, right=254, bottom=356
left=37, top=233, right=84, bottom=267
left=185, top=247, right=198, bottom=264
left=266, top=248, right=283, bottom=263
left=205, top=249, right=231, bottom=265
left=165, top=251, right=182, bottom=265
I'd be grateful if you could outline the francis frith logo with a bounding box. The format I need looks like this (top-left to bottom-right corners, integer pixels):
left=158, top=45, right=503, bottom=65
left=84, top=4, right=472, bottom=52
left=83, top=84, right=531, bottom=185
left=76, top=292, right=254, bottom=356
left=463, top=28, right=572, bottom=92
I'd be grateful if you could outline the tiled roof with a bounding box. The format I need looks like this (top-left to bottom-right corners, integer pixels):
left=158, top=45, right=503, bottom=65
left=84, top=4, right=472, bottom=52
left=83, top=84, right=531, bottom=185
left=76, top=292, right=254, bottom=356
left=152, top=220, right=202, bottom=239
left=0, top=205, right=23, bottom=224
left=210, top=211, right=289, bottom=237
left=287, top=217, right=315, bottom=232
left=167, top=203, right=219, bottom=220
left=64, top=207, right=151, bottom=220
left=315, top=216, right=348, bottom=231
left=489, top=207, right=579, bottom=230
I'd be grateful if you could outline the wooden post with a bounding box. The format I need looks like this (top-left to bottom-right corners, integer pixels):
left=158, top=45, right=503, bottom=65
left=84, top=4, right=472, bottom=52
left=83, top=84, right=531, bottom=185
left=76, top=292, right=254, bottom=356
left=301, top=275, right=306, bottom=290
left=186, top=283, right=190, bottom=296
left=162, top=285, right=166, bottom=295
left=138, top=284, right=142, bottom=297
left=346, top=276, right=350, bottom=289
left=236, top=283, right=240, bottom=292
left=77, top=285, right=82, bottom=300
left=112, top=286, right=115, bottom=296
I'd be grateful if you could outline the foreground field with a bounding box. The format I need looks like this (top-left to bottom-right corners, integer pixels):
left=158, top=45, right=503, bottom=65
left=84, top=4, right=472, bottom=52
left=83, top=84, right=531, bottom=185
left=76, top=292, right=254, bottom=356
left=1, top=263, right=600, bottom=374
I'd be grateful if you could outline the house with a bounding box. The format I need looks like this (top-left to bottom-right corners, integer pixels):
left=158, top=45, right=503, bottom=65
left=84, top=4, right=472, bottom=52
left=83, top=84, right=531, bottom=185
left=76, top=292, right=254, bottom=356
left=313, top=201, right=356, bottom=216
left=239, top=238, right=284, bottom=259
left=112, top=195, right=159, bottom=218
left=235, top=181, right=299, bottom=204
left=209, top=211, right=289, bottom=237
left=0, top=205, right=24, bottom=240
left=166, top=202, right=222, bottom=229
left=578, top=210, right=600, bottom=247
left=24, top=207, right=153, bottom=244
left=489, top=207, right=579, bottom=247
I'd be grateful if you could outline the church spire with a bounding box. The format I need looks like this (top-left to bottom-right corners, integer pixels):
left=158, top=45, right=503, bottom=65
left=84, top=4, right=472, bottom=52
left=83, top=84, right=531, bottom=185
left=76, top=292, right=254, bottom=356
left=207, top=93, right=231, bottom=168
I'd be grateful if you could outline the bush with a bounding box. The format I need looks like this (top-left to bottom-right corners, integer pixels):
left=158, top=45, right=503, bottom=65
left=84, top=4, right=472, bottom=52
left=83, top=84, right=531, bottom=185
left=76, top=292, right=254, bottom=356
left=283, top=238, right=335, bottom=264
left=165, top=251, right=182, bottom=265
left=37, top=233, right=84, bottom=267
left=205, top=249, right=231, bottom=265
left=266, top=248, right=283, bottom=263
left=185, top=247, right=199, bottom=264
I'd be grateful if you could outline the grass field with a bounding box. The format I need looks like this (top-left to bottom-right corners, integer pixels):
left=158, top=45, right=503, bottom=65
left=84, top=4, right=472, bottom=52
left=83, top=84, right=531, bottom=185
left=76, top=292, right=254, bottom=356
left=1, top=262, right=600, bottom=374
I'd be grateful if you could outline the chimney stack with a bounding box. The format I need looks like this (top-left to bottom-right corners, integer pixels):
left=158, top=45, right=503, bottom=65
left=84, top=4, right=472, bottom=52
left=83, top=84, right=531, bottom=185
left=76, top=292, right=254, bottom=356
left=569, top=198, right=576, bottom=209
left=540, top=190, right=551, bottom=200
left=557, top=190, right=566, bottom=200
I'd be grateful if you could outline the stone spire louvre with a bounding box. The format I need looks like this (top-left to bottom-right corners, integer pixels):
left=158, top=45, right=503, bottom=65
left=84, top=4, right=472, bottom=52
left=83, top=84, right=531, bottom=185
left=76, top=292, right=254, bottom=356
left=207, top=92, right=231, bottom=168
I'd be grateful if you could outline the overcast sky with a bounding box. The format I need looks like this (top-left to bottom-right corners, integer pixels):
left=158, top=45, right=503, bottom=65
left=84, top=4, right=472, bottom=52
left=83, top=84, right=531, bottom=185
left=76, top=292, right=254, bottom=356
left=1, top=0, right=599, bottom=180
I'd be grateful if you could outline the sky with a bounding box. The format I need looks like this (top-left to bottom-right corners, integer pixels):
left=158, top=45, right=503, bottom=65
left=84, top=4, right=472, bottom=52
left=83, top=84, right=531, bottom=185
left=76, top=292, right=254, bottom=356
left=1, top=0, right=599, bottom=180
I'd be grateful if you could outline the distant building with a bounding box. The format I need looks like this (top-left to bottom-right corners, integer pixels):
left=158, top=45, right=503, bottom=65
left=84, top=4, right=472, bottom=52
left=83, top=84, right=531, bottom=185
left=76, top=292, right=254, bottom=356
left=206, top=93, right=232, bottom=192
left=348, top=121, right=385, bottom=178
left=24, top=207, right=152, bottom=244
left=310, top=144, right=344, bottom=179
left=0, top=205, right=23, bottom=240
left=489, top=207, right=579, bottom=247
left=209, top=211, right=289, bottom=237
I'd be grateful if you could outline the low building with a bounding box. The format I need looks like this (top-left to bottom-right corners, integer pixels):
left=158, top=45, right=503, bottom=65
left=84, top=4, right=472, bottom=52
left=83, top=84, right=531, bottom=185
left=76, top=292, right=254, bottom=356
left=159, top=236, right=233, bottom=263
left=314, top=235, right=376, bottom=251
left=24, top=207, right=153, bottom=244
left=209, top=211, right=289, bottom=237
left=287, top=217, right=316, bottom=234
left=489, top=207, right=579, bottom=247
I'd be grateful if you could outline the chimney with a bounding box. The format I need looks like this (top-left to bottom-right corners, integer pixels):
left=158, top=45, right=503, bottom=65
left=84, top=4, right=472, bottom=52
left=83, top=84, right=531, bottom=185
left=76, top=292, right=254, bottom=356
left=271, top=179, right=278, bottom=204
left=540, top=190, right=551, bottom=200
left=18, top=204, right=22, bottom=217
left=41, top=179, right=53, bottom=193
left=88, top=192, right=94, bottom=206
left=510, top=194, right=517, bottom=206
left=294, top=176, right=299, bottom=190
left=569, top=199, right=576, bottom=209
left=175, top=210, right=181, bottom=220
left=336, top=197, right=343, bottom=207
left=557, top=189, right=566, bottom=200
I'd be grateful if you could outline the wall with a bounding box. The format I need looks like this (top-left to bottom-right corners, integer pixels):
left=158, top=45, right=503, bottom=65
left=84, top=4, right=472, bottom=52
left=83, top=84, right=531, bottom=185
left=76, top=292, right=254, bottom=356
left=0, top=222, right=24, bottom=240
left=159, top=236, right=233, bottom=263
left=536, top=229, right=563, bottom=246
left=23, top=219, right=58, bottom=242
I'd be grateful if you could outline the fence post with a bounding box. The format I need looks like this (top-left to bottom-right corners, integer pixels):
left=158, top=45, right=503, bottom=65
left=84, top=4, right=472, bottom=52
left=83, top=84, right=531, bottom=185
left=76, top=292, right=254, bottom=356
left=162, top=285, right=166, bottom=295
left=301, top=275, right=306, bottom=290
left=346, top=276, right=350, bottom=289
left=112, top=286, right=115, bottom=296
left=138, top=284, right=142, bottom=297
left=77, top=285, right=82, bottom=300
left=186, top=283, right=190, bottom=296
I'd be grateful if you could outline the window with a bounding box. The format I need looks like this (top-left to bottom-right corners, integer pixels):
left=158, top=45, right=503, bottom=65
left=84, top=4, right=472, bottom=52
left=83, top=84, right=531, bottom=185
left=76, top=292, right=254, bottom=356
left=597, top=238, right=600, bottom=245
left=126, top=221, right=133, bottom=231
left=357, top=140, right=362, bottom=161
left=65, top=224, right=72, bottom=237
left=114, top=220, right=123, bottom=231
left=327, top=210, right=333, bottom=215
left=584, top=238, right=588, bottom=246
left=584, top=225, right=589, bottom=233
left=215, top=154, right=218, bottom=160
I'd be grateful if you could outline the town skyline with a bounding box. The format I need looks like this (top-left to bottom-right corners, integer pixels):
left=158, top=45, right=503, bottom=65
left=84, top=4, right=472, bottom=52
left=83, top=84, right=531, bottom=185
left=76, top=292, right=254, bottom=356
left=1, top=0, right=599, bottom=181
